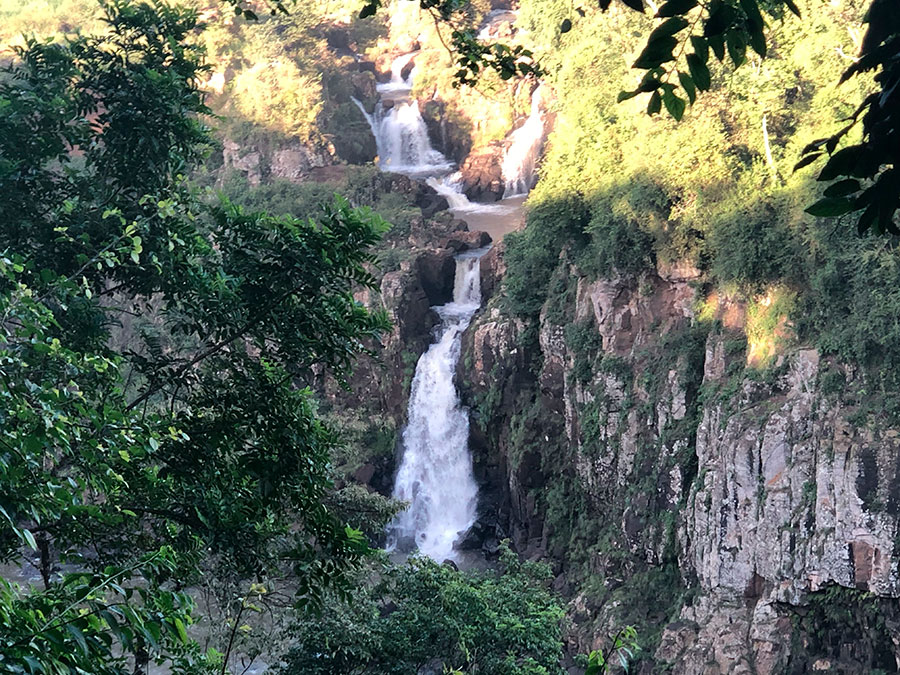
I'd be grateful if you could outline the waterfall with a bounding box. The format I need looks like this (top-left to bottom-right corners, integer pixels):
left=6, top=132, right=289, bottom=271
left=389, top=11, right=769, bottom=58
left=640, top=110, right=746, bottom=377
left=353, top=54, right=453, bottom=176
left=428, top=173, right=516, bottom=215
left=501, top=85, right=545, bottom=198
left=355, top=52, right=542, bottom=563
left=387, top=248, right=487, bottom=561
left=426, top=172, right=474, bottom=210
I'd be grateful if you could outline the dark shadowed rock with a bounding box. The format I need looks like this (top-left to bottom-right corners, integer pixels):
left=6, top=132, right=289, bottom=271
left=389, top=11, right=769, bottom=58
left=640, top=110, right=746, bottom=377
left=352, top=463, right=376, bottom=485
left=415, top=250, right=456, bottom=305
left=443, top=230, right=492, bottom=252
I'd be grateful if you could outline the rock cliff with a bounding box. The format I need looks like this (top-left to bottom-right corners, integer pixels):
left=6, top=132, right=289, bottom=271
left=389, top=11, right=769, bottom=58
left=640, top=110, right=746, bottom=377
left=459, top=248, right=900, bottom=673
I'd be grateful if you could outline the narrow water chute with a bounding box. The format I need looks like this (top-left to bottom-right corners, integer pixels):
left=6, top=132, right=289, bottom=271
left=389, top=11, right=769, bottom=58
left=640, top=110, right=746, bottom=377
left=387, top=249, right=487, bottom=561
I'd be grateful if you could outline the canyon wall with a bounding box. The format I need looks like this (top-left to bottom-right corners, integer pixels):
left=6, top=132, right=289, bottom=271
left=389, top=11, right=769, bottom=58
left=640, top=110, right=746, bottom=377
left=458, top=245, right=900, bottom=673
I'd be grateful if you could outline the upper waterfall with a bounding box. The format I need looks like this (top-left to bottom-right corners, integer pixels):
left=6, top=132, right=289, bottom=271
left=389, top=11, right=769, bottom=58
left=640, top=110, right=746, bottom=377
left=376, top=51, right=416, bottom=94
left=501, top=84, right=545, bottom=198
left=354, top=54, right=453, bottom=176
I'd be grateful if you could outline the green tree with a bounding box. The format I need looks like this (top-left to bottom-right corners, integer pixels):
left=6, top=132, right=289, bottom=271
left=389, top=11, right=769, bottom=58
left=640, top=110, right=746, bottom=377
left=0, top=1, right=390, bottom=671
left=280, top=545, right=566, bottom=675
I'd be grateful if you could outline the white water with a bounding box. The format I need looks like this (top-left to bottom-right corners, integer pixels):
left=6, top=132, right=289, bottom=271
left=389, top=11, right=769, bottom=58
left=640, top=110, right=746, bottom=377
left=426, top=172, right=515, bottom=215
left=501, top=85, right=545, bottom=198
left=387, top=249, right=487, bottom=561
left=376, top=51, right=416, bottom=94
left=356, top=54, right=543, bottom=560
left=353, top=54, right=454, bottom=176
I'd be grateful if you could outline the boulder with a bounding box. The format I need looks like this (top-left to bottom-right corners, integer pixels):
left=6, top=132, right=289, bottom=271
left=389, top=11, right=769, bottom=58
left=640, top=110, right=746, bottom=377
left=479, top=242, right=506, bottom=301
left=443, top=230, right=492, bottom=252
left=420, top=99, right=472, bottom=163
left=415, top=250, right=456, bottom=306
left=459, top=142, right=505, bottom=202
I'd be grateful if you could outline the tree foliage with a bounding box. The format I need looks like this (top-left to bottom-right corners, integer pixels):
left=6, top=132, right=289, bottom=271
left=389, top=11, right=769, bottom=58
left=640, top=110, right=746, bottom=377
left=0, top=1, right=390, bottom=671
left=280, top=545, right=566, bottom=675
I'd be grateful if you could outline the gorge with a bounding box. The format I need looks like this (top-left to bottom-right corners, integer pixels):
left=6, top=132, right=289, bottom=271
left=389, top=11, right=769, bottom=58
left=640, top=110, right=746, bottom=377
left=4, top=0, right=900, bottom=673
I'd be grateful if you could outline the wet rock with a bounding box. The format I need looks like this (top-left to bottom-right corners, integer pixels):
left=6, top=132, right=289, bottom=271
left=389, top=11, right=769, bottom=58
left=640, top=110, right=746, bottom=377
left=443, top=230, right=492, bottom=252
left=479, top=243, right=506, bottom=301
left=380, top=268, right=437, bottom=355
left=481, top=537, right=500, bottom=557
left=395, top=535, right=417, bottom=554
left=417, top=190, right=450, bottom=219
left=459, top=142, right=505, bottom=202
left=415, top=250, right=456, bottom=305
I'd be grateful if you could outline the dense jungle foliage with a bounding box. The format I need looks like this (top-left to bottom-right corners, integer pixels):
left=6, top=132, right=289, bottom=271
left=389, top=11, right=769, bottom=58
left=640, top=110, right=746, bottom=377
left=2, top=0, right=899, bottom=671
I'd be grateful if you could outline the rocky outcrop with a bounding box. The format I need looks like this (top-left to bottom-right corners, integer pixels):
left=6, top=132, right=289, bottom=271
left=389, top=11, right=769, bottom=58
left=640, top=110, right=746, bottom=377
left=420, top=99, right=472, bottom=163
left=459, top=254, right=900, bottom=673
left=221, top=138, right=335, bottom=186
left=459, top=142, right=505, bottom=202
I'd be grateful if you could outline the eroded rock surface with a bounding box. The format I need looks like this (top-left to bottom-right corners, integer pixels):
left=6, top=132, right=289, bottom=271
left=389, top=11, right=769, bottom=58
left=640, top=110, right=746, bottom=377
left=458, top=255, right=900, bottom=673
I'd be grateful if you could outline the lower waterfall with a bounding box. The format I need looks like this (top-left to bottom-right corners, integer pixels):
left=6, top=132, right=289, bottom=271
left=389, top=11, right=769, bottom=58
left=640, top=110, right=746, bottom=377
left=386, top=248, right=487, bottom=561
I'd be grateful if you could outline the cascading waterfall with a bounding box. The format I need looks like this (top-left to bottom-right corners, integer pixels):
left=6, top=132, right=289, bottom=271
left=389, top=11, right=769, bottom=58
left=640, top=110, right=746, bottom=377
left=387, top=248, right=487, bottom=561
left=501, top=84, right=545, bottom=198
left=352, top=54, right=453, bottom=176
left=355, top=52, right=542, bottom=561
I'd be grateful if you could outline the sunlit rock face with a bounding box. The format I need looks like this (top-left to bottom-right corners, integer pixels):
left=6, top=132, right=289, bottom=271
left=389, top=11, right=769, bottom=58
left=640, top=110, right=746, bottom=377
left=458, top=254, right=900, bottom=673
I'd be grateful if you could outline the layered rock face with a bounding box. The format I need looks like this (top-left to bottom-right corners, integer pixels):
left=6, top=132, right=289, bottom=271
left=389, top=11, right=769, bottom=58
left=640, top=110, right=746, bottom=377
left=460, top=249, right=900, bottom=673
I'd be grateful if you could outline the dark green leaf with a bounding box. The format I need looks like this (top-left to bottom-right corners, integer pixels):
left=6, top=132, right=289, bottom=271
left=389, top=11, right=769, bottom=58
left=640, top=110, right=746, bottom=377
left=633, top=36, right=678, bottom=69
left=560, top=18, right=573, bottom=33
left=739, top=0, right=764, bottom=30
left=687, top=53, right=712, bottom=90
left=647, top=16, right=689, bottom=41
left=619, top=0, right=645, bottom=11
left=662, top=89, right=687, bottom=120
left=657, top=0, right=698, bottom=17
left=726, top=30, right=746, bottom=67
left=704, top=4, right=735, bottom=37
left=805, top=197, right=856, bottom=218
left=678, top=70, right=697, bottom=103
left=793, top=152, right=823, bottom=172
left=785, top=0, right=801, bottom=17
left=823, top=179, right=861, bottom=198
left=857, top=202, right=878, bottom=234
left=709, top=33, right=726, bottom=60
left=690, top=35, right=709, bottom=62
left=748, top=27, right=767, bottom=57
left=647, top=90, right=662, bottom=114
left=818, top=146, right=863, bottom=181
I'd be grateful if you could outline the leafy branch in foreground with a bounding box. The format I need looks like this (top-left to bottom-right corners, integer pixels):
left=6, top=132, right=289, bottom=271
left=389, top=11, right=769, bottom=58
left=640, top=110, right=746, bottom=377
left=0, top=1, right=390, bottom=671
left=796, top=4, right=900, bottom=235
